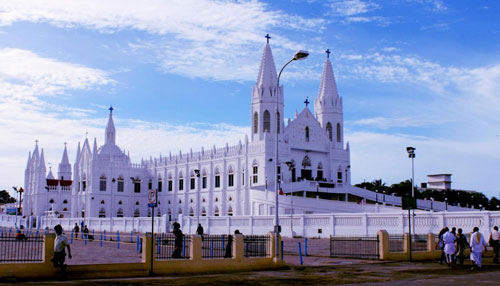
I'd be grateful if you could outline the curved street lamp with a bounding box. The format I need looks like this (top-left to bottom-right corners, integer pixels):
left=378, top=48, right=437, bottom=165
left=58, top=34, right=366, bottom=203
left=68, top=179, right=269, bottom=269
left=274, top=48, right=309, bottom=258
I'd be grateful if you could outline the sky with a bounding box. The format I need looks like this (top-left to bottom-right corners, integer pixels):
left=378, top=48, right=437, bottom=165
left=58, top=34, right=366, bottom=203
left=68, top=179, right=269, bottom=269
left=0, top=0, right=499, bottom=199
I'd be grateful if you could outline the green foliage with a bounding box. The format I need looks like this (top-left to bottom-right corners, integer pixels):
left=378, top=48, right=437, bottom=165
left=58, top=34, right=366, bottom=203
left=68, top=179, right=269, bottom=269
left=0, top=190, right=16, bottom=204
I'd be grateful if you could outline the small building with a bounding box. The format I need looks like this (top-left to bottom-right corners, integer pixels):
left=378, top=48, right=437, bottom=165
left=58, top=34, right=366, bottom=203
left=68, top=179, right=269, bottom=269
left=424, top=174, right=452, bottom=190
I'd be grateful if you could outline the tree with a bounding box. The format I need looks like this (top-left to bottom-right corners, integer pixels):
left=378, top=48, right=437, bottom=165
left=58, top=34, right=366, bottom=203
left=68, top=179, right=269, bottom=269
left=0, top=190, right=16, bottom=204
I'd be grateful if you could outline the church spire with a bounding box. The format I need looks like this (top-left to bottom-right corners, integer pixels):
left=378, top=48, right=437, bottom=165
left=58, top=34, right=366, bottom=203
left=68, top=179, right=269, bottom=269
left=105, top=106, right=116, bottom=145
left=317, top=49, right=339, bottom=104
left=58, top=143, right=72, bottom=180
left=256, top=34, right=277, bottom=89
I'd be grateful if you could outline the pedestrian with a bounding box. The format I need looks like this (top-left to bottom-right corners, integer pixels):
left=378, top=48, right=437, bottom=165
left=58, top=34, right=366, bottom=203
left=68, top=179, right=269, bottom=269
left=224, top=234, right=233, bottom=258
left=470, top=226, right=488, bottom=270
left=443, top=228, right=456, bottom=267
left=73, top=223, right=79, bottom=239
left=196, top=223, right=204, bottom=236
left=51, top=224, right=72, bottom=272
left=489, top=226, right=499, bottom=264
left=455, top=228, right=468, bottom=266
left=83, top=225, right=89, bottom=239
left=437, top=227, right=448, bottom=264
left=171, top=222, right=183, bottom=258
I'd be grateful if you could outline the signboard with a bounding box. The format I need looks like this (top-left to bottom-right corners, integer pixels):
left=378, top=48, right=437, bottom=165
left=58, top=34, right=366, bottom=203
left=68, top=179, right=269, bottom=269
left=147, top=189, right=157, bottom=208
left=402, top=196, right=417, bottom=210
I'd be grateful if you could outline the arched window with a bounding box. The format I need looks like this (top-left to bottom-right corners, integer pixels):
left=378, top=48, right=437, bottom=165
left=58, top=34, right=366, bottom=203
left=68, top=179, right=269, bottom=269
left=99, top=208, right=106, bottom=218
left=178, top=172, right=184, bottom=191
left=117, top=176, right=124, bottom=192
left=317, top=163, right=324, bottom=180
left=189, top=207, right=194, bottom=216
left=326, top=122, right=333, bottom=141
left=49, top=199, right=54, bottom=204
left=214, top=206, right=220, bottom=216
left=157, top=209, right=161, bottom=217
left=305, top=126, right=310, bottom=142
left=133, top=177, right=141, bottom=193
left=302, top=156, right=311, bottom=168
left=228, top=166, right=234, bottom=187
left=63, top=208, right=67, bottom=211
left=276, top=111, right=280, bottom=133
left=229, top=196, right=232, bottom=201
left=100, top=200, right=105, bottom=205
left=158, top=175, right=163, bottom=192
left=201, top=207, right=207, bottom=216
left=147, top=209, right=151, bottom=217
left=263, top=110, right=271, bottom=132
left=336, top=123, right=341, bottom=142
left=100, top=175, right=106, bottom=191
left=252, top=160, right=258, bottom=184
left=253, top=112, right=258, bottom=133
left=168, top=173, right=173, bottom=191
left=148, top=178, right=153, bottom=190
left=136, top=201, right=139, bottom=206
left=134, top=209, right=140, bottom=217
left=228, top=206, right=233, bottom=216
left=117, top=209, right=124, bottom=217
left=190, top=171, right=196, bottom=190
left=63, top=200, right=68, bottom=204
left=118, top=200, right=122, bottom=205
left=178, top=208, right=183, bottom=215
left=214, top=168, right=221, bottom=188
left=202, top=169, right=207, bottom=189
left=215, top=197, right=219, bottom=202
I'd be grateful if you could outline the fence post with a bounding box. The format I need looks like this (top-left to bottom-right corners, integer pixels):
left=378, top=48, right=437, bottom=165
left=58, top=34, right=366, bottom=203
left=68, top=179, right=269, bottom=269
left=427, top=233, right=435, bottom=252
left=234, top=233, right=244, bottom=260
left=100, top=233, right=103, bottom=247
left=403, top=233, right=410, bottom=260
left=298, top=242, right=303, bottom=265
left=281, top=240, right=284, bottom=261
left=191, top=235, right=202, bottom=261
left=305, top=238, right=308, bottom=256
left=377, top=230, right=389, bottom=260
left=44, top=233, right=55, bottom=266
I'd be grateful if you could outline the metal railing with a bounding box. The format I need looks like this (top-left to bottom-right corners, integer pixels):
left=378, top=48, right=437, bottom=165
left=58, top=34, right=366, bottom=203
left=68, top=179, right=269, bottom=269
left=330, top=235, right=379, bottom=259
left=243, top=235, right=270, bottom=257
left=155, top=233, right=191, bottom=260
left=202, top=235, right=232, bottom=259
left=411, top=234, right=428, bottom=251
left=388, top=234, right=405, bottom=253
left=0, top=232, right=44, bottom=263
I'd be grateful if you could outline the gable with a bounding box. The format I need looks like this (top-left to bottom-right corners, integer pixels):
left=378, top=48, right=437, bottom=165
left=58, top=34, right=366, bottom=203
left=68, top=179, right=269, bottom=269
left=284, top=108, right=329, bottom=144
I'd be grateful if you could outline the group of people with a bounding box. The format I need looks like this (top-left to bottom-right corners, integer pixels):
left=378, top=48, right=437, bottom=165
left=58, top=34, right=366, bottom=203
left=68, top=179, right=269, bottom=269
left=72, top=222, right=90, bottom=239
left=438, top=226, right=499, bottom=270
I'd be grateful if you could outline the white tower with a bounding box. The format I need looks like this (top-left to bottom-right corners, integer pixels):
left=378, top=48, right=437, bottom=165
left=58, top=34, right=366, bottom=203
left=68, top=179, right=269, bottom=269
left=57, top=143, right=72, bottom=181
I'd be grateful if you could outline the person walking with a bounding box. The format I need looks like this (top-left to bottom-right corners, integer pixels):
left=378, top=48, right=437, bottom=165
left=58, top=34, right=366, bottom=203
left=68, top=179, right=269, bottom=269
left=455, top=228, right=468, bottom=266
left=443, top=228, right=456, bottom=267
left=83, top=225, right=89, bottom=240
left=196, top=223, right=204, bottom=236
left=73, top=223, right=79, bottom=239
left=470, top=226, right=488, bottom=270
left=172, top=222, right=183, bottom=258
left=489, top=226, right=499, bottom=263
left=51, top=224, right=72, bottom=273
left=437, top=227, right=448, bottom=264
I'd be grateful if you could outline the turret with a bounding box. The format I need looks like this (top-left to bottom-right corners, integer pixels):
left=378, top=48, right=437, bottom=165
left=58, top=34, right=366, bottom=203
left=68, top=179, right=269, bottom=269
left=314, top=49, right=344, bottom=146
left=251, top=34, right=284, bottom=142
left=105, top=106, right=116, bottom=145
left=58, top=143, right=72, bottom=180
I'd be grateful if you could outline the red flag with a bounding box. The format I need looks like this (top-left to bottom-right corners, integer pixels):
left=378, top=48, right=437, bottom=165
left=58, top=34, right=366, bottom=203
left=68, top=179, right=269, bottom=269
left=279, top=188, right=284, bottom=195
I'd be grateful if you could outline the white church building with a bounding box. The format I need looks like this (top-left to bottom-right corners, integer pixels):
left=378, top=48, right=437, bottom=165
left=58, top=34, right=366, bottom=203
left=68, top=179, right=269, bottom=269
left=25, top=37, right=464, bottom=222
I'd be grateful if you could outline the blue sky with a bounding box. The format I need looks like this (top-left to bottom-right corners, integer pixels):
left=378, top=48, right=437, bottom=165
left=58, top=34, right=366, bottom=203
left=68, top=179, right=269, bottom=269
left=0, top=0, right=499, bottom=198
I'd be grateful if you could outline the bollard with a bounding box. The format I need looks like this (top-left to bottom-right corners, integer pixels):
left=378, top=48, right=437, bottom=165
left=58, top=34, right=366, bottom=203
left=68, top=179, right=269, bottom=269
left=281, top=240, right=284, bottom=260
left=100, top=233, right=103, bottom=248
left=92, top=229, right=95, bottom=239
left=222, top=236, right=225, bottom=252
left=298, top=242, right=303, bottom=265
left=70, top=230, right=73, bottom=244
left=117, top=231, right=120, bottom=249
left=157, top=236, right=161, bottom=255
left=85, top=234, right=87, bottom=245
left=130, top=231, right=133, bottom=243
left=104, top=230, right=106, bottom=241
left=210, top=241, right=214, bottom=258
left=305, top=238, right=308, bottom=256
left=136, top=235, right=140, bottom=251
left=182, top=238, right=186, bottom=257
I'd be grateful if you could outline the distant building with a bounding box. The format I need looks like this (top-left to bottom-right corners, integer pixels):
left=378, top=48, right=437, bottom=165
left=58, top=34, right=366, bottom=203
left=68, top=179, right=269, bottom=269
left=424, top=174, right=452, bottom=190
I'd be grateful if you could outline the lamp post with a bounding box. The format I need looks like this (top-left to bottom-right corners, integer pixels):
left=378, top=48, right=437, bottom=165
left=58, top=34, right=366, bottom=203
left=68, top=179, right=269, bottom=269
left=194, top=169, right=201, bottom=225
left=375, top=190, right=378, bottom=204
left=274, top=46, right=309, bottom=259
left=479, top=204, right=482, bottom=211
left=430, top=197, right=434, bottom=212
left=406, top=147, right=416, bottom=198
left=444, top=197, right=448, bottom=211
left=383, top=190, right=386, bottom=205
left=12, top=187, right=24, bottom=229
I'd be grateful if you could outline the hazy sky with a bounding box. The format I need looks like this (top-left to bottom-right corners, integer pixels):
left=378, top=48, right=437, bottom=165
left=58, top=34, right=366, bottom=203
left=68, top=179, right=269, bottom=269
left=0, top=0, right=499, bottom=198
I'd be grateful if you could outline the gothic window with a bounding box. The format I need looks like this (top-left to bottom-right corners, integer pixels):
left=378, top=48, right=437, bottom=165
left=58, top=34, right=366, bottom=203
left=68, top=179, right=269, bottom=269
left=136, top=201, right=140, bottom=206
left=100, top=200, right=105, bottom=205
left=99, top=208, right=106, bottom=218
left=263, top=110, right=271, bottom=132
left=82, top=180, right=86, bottom=192
left=157, top=209, right=161, bottom=217
left=179, top=172, right=184, bottom=191
left=336, top=123, right=341, bottom=142
left=117, top=176, right=124, bottom=192
left=63, top=200, right=68, bottom=204
left=252, top=162, right=258, bottom=184
left=337, top=170, right=342, bottom=183
left=100, top=175, right=106, bottom=191
left=326, top=122, right=333, bottom=141
left=229, top=196, right=232, bottom=201
left=158, top=177, right=163, bottom=192
left=179, top=199, right=182, bottom=204
left=305, top=126, right=310, bottom=142
left=201, top=207, right=207, bottom=216
left=253, top=112, right=258, bottom=133
left=49, top=199, right=54, bottom=204
left=178, top=208, right=182, bottom=215
left=117, top=209, right=123, bottom=217
left=168, top=174, right=173, bottom=191
left=228, top=167, right=234, bottom=187
left=276, top=111, right=280, bottom=133
left=317, top=163, right=324, bottom=180
left=134, top=209, right=140, bottom=217
left=214, top=206, right=220, bottom=216
left=202, top=170, right=207, bottom=189
left=190, top=172, right=196, bottom=190
left=134, top=178, right=141, bottom=193
left=277, top=165, right=281, bottom=182
left=202, top=197, right=206, bottom=203
left=118, top=200, right=122, bottom=205
left=215, top=168, right=221, bottom=188
left=189, top=207, right=194, bottom=216
left=227, top=206, right=233, bottom=216
left=147, top=209, right=151, bottom=217
left=215, top=197, right=219, bottom=202
left=302, top=156, right=311, bottom=168
left=242, top=168, right=245, bottom=186
left=148, top=179, right=152, bottom=190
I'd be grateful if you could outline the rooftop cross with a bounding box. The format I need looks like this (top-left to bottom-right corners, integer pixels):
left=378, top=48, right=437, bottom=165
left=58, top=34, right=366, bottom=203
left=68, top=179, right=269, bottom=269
left=35, top=139, right=38, bottom=146
left=326, top=49, right=331, bottom=58
left=85, top=131, right=88, bottom=138
left=64, top=142, right=67, bottom=147
left=109, top=106, right=113, bottom=114
left=304, top=97, right=310, bottom=107
left=265, top=33, right=271, bottom=44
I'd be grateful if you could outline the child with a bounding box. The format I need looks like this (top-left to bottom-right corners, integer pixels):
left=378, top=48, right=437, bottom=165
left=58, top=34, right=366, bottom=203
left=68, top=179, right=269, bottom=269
left=52, top=224, right=72, bottom=271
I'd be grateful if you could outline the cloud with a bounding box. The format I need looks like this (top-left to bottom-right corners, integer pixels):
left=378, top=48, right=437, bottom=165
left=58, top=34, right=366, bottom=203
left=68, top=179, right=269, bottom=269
left=326, top=0, right=389, bottom=25
left=349, top=116, right=451, bottom=129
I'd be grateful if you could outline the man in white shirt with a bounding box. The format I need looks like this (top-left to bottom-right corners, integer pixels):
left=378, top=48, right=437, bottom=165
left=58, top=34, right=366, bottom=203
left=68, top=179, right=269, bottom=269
left=470, top=226, right=487, bottom=270
left=51, top=224, right=72, bottom=271
left=443, top=228, right=456, bottom=267
left=490, top=226, right=499, bottom=264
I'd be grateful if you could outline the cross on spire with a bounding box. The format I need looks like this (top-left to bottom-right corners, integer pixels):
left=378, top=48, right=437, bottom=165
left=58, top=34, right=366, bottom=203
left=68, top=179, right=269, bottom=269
left=109, top=106, right=113, bottom=114
left=265, top=33, right=271, bottom=44
left=326, top=49, right=331, bottom=58
left=304, top=97, right=310, bottom=107
left=85, top=131, right=88, bottom=138
left=35, top=139, right=38, bottom=146
left=64, top=142, right=67, bottom=147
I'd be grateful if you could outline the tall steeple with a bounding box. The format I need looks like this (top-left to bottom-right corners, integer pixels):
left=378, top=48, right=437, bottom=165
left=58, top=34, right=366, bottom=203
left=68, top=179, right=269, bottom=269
left=314, top=49, right=344, bottom=146
left=58, top=143, right=72, bottom=180
left=105, top=106, right=116, bottom=145
left=251, top=34, right=283, bottom=142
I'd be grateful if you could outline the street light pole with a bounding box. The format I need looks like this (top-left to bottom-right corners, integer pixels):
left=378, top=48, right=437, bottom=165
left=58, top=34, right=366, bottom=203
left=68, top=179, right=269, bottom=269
left=274, top=46, right=309, bottom=259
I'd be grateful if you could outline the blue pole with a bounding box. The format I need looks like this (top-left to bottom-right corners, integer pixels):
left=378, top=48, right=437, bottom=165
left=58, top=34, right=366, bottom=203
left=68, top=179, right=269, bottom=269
left=182, top=239, right=186, bottom=257
left=130, top=231, right=133, bottom=243
left=136, top=237, right=140, bottom=252
left=117, top=231, right=120, bottom=249
left=298, top=242, right=303, bottom=265
left=85, top=234, right=87, bottom=245
left=70, top=230, right=73, bottom=244
left=104, top=230, right=106, bottom=240
left=92, top=229, right=95, bottom=239
left=222, top=236, right=225, bottom=253
left=305, top=238, right=308, bottom=256
left=281, top=240, right=284, bottom=260
left=100, top=233, right=103, bottom=247
left=210, top=241, right=214, bottom=258
left=157, top=236, right=160, bottom=255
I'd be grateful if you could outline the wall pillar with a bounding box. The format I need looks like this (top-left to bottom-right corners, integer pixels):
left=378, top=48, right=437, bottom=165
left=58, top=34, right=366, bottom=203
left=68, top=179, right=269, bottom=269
left=377, top=230, right=389, bottom=260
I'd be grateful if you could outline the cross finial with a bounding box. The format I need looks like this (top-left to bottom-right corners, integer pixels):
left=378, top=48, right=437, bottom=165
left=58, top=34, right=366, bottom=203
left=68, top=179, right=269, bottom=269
left=35, top=139, right=38, bottom=146
left=304, top=97, right=310, bottom=107
left=265, top=33, right=271, bottom=44
left=109, top=106, right=113, bottom=114
left=85, top=131, right=88, bottom=138
left=64, top=142, right=67, bottom=147
left=326, top=49, right=331, bottom=58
